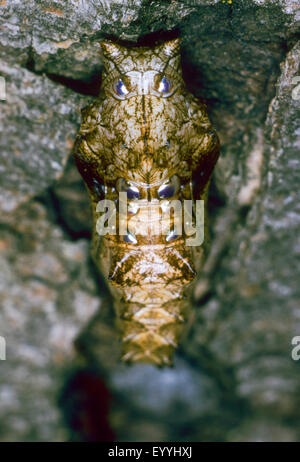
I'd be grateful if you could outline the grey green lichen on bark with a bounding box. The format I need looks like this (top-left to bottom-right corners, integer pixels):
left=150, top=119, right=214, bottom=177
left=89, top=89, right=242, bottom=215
left=0, top=0, right=299, bottom=442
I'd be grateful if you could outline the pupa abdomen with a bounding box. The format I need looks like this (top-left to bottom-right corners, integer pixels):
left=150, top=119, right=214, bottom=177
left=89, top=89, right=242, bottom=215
left=73, top=38, right=220, bottom=366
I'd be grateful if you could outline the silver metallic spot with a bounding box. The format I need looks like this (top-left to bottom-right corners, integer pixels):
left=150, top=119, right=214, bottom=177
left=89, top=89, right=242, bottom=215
left=115, top=79, right=129, bottom=96
left=127, top=185, right=140, bottom=200
left=166, top=229, right=179, bottom=243
left=157, top=175, right=180, bottom=199
left=158, top=76, right=171, bottom=94
left=128, top=202, right=140, bottom=215
left=116, top=178, right=140, bottom=200
left=91, top=178, right=105, bottom=199
left=123, top=233, right=137, bottom=244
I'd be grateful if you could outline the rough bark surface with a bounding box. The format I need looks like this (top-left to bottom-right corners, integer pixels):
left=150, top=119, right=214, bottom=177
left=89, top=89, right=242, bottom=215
left=0, top=0, right=299, bottom=442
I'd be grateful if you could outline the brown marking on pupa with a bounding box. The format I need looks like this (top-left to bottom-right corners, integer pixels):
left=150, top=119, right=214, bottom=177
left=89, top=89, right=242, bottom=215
left=73, top=38, right=220, bottom=366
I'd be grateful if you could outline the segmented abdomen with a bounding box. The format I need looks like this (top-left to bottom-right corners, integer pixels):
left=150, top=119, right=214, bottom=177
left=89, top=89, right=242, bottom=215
left=95, top=235, right=198, bottom=366
left=73, top=38, right=220, bottom=366
left=119, top=286, right=190, bottom=366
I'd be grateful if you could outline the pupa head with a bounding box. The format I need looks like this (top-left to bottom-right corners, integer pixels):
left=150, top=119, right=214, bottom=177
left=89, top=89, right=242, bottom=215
left=100, top=38, right=183, bottom=100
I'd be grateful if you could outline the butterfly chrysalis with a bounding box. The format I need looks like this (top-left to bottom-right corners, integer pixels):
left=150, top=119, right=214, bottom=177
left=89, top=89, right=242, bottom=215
left=74, top=38, right=220, bottom=366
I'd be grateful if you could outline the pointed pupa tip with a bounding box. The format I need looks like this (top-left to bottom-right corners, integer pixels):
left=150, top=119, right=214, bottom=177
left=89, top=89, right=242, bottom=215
left=100, top=40, right=122, bottom=58
left=160, top=37, right=181, bottom=57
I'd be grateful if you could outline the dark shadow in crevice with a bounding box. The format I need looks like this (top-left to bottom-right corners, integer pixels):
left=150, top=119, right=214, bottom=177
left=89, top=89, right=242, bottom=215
left=179, top=344, right=250, bottom=430
left=47, top=72, right=101, bottom=97
left=207, top=176, right=227, bottom=220
left=36, top=189, right=92, bottom=241
left=58, top=368, right=115, bottom=442
left=25, top=45, right=35, bottom=73
left=25, top=44, right=101, bottom=97
left=24, top=30, right=181, bottom=98
left=99, top=28, right=180, bottom=49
